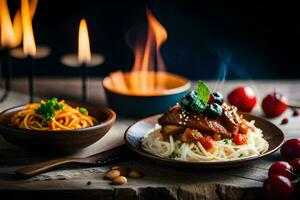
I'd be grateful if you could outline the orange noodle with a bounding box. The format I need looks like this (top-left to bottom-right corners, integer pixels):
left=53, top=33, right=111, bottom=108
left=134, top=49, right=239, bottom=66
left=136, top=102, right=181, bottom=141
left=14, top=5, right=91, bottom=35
left=10, top=100, right=98, bottom=130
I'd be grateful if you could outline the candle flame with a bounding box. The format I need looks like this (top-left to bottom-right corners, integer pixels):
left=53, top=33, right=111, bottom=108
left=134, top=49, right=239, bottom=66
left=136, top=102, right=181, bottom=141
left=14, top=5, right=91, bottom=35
left=78, top=19, right=91, bottom=64
left=21, top=0, right=36, bottom=56
left=0, top=0, right=15, bottom=47
left=12, top=0, right=38, bottom=47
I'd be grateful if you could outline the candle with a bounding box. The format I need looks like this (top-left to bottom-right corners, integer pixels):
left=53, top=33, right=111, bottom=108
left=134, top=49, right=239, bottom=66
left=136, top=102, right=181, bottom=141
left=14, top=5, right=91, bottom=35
left=61, top=18, right=105, bottom=102
left=0, top=0, right=15, bottom=48
left=21, top=0, right=36, bottom=103
left=9, top=0, right=51, bottom=59
left=61, top=19, right=105, bottom=67
left=0, top=0, right=14, bottom=102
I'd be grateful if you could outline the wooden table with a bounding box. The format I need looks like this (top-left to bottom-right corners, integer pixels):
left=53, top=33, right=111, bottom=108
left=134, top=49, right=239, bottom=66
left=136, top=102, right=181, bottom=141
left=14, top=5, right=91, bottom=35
left=1, top=78, right=300, bottom=200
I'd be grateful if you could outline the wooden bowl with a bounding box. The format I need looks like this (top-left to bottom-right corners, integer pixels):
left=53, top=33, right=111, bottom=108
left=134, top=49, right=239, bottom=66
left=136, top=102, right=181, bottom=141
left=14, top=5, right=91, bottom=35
left=0, top=103, right=116, bottom=154
left=124, top=113, right=284, bottom=168
left=103, top=72, right=191, bottom=118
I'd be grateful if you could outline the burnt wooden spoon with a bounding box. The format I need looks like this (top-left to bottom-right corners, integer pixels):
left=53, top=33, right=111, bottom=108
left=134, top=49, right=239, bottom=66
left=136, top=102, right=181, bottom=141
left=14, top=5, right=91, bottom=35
left=16, top=144, right=130, bottom=177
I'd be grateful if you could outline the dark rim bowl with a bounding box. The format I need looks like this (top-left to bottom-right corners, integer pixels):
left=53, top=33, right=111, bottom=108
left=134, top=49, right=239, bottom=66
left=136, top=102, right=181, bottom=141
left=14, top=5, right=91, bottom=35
left=124, top=113, right=284, bottom=168
left=0, top=102, right=116, bottom=154
left=102, top=72, right=191, bottom=118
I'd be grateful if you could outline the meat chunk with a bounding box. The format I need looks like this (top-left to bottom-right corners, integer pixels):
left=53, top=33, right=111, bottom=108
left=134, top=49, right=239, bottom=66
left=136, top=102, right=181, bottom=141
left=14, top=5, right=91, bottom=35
left=161, top=125, right=185, bottom=136
left=221, top=103, right=241, bottom=135
left=158, top=105, right=232, bottom=138
left=181, top=128, right=203, bottom=143
left=239, top=119, right=255, bottom=134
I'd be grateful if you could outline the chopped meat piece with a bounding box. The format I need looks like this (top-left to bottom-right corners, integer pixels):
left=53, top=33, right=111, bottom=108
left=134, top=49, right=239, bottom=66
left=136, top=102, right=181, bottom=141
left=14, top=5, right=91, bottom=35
left=158, top=104, right=232, bottom=138
left=221, top=103, right=241, bottom=135
left=161, top=125, right=185, bottom=136
left=239, top=119, right=255, bottom=134
left=213, top=133, right=222, bottom=141
left=181, top=128, right=203, bottom=143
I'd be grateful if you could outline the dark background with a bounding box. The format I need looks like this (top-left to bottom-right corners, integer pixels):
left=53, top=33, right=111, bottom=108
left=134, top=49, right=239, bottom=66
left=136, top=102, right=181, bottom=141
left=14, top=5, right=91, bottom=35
left=4, top=0, right=300, bottom=79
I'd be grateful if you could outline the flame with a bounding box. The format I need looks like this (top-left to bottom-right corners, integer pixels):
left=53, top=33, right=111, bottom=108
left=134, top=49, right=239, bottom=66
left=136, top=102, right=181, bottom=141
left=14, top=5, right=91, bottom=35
left=129, top=8, right=168, bottom=94
left=0, top=0, right=37, bottom=48
left=12, top=0, right=38, bottom=47
left=78, top=19, right=91, bottom=64
left=11, top=10, right=23, bottom=47
left=0, top=0, right=15, bottom=47
left=21, top=0, right=36, bottom=56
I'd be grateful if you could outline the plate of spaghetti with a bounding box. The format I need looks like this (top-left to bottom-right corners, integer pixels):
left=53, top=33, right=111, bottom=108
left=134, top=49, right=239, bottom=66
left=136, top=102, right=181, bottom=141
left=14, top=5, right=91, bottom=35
left=0, top=98, right=116, bottom=153
left=124, top=81, right=284, bottom=168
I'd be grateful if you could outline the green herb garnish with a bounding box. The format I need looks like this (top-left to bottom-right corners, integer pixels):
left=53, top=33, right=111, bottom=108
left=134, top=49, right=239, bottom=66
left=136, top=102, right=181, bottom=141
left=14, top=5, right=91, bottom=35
left=224, top=139, right=231, bottom=144
left=197, top=80, right=210, bottom=105
left=180, top=90, right=207, bottom=113
left=35, top=97, right=63, bottom=123
left=180, top=80, right=211, bottom=113
left=79, top=107, right=88, bottom=115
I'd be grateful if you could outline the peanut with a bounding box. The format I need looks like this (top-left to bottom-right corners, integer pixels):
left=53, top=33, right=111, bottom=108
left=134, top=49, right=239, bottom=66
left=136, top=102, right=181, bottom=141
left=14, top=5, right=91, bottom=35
left=112, top=176, right=127, bottom=185
left=128, top=169, right=143, bottom=178
left=105, top=169, right=120, bottom=180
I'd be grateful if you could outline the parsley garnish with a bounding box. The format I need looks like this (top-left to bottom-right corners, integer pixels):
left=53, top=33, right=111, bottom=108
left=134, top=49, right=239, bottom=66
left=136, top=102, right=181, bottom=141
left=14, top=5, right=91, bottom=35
left=79, top=107, right=88, bottom=115
left=35, top=98, right=63, bottom=123
left=224, top=139, right=231, bottom=144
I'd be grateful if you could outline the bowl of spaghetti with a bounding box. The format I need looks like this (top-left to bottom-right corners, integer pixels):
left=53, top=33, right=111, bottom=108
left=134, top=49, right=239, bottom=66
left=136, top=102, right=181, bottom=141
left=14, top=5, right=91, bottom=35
left=0, top=98, right=116, bottom=153
left=124, top=81, right=284, bottom=168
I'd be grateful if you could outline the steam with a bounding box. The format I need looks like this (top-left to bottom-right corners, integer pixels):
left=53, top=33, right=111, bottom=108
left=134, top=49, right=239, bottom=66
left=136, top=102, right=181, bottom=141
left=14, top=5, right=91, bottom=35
left=213, top=48, right=231, bottom=91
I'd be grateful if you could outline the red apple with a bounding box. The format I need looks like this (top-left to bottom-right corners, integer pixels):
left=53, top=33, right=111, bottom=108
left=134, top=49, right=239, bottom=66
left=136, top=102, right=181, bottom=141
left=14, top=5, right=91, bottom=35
left=262, top=92, right=288, bottom=117
left=227, top=86, right=257, bottom=112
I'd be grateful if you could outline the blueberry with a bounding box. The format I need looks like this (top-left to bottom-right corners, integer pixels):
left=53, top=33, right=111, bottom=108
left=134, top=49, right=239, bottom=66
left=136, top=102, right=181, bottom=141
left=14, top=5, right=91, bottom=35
left=212, top=91, right=224, bottom=105
left=180, top=96, right=190, bottom=107
left=181, top=91, right=197, bottom=107
left=180, top=90, right=206, bottom=113
left=204, top=103, right=223, bottom=118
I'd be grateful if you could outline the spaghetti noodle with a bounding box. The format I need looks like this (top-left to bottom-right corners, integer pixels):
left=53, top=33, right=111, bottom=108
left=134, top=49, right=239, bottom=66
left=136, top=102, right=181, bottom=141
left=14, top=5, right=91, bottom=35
left=142, top=121, right=269, bottom=162
left=10, top=99, right=98, bottom=131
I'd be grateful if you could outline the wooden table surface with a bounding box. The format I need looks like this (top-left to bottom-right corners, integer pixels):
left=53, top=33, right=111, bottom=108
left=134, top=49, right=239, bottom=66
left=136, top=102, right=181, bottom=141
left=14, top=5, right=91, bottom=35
left=0, top=78, right=300, bottom=200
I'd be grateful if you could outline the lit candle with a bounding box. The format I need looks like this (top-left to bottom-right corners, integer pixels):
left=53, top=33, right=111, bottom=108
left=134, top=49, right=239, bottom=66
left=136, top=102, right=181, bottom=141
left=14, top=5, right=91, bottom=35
left=20, top=0, right=36, bottom=102
left=61, top=18, right=105, bottom=102
left=0, top=0, right=14, bottom=102
left=61, top=19, right=104, bottom=67
left=0, top=0, right=15, bottom=48
left=22, top=0, right=36, bottom=57
left=9, top=0, right=51, bottom=59
left=78, top=19, right=91, bottom=64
